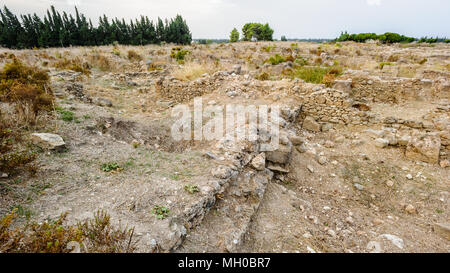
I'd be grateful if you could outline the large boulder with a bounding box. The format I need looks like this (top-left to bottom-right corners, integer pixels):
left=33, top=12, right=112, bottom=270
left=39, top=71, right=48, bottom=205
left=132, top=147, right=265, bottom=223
left=405, top=134, right=441, bottom=164
left=31, top=133, right=66, bottom=151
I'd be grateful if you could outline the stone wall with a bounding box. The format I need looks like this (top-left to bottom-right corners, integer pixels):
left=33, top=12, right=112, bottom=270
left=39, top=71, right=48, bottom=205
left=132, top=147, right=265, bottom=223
left=301, top=88, right=374, bottom=125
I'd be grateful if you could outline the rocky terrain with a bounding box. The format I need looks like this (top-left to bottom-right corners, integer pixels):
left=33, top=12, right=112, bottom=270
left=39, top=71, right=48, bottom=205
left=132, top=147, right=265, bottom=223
left=0, top=41, right=449, bottom=253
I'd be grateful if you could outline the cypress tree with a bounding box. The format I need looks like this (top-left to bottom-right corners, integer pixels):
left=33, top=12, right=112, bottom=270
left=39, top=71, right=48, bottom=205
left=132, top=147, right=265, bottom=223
left=0, top=5, right=193, bottom=48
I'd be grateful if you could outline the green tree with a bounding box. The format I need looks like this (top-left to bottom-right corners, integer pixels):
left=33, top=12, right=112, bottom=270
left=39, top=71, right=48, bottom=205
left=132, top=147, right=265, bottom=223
left=230, top=28, right=239, bottom=42
left=242, top=23, right=273, bottom=41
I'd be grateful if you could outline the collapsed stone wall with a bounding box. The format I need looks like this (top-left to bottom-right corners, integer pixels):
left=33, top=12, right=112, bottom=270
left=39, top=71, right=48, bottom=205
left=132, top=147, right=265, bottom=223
left=345, top=75, right=449, bottom=102
left=155, top=75, right=221, bottom=104
left=300, top=88, right=375, bottom=125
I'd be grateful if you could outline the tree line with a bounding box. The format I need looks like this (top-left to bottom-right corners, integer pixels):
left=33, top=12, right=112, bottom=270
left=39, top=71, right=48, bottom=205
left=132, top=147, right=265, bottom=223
left=336, top=31, right=449, bottom=44
left=0, top=5, right=192, bottom=49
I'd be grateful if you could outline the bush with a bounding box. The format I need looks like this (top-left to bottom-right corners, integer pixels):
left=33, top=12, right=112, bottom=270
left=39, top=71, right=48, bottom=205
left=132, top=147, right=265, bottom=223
left=0, top=60, right=54, bottom=125
left=170, top=47, right=190, bottom=64
left=53, top=57, right=91, bottom=76
left=256, top=72, right=270, bottom=81
left=127, top=50, right=142, bottom=62
left=265, top=54, right=286, bottom=65
left=0, top=209, right=137, bottom=253
left=379, top=62, right=392, bottom=69
left=87, top=54, right=112, bottom=71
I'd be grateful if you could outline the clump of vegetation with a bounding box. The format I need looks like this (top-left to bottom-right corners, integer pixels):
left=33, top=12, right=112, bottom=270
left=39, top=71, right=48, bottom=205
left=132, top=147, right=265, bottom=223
left=0, top=209, right=137, bottom=253
left=379, top=62, right=393, bottom=69
left=172, top=62, right=217, bottom=81
left=55, top=106, right=76, bottom=122
left=170, top=47, right=190, bottom=64
left=153, top=205, right=170, bottom=220
left=261, top=45, right=276, bottom=52
left=265, top=54, right=286, bottom=65
left=184, top=184, right=200, bottom=194
left=127, top=50, right=142, bottom=62
left=0, top=60, right=53, bottom=107
left=112, top=46, right=121, bottom=56
left=256, top=72, right=270, bottom=81
left=283, top=65, right=343, bottom=85
left=53, top=57, right=91, bottom=76
left=101, top=162, right=122, bottom=172
left=0, top=60, right=52, bottom=174
left=387, top=55, right=399, bottom=62
left=87, top=54, right=112, bottom=71
left=418, top=58, right=428, bottom=65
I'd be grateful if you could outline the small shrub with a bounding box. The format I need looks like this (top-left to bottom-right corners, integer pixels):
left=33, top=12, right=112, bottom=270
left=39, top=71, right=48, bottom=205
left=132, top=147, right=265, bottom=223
left=418, top=58, right=427, bottom=65
left=379, top=62, right=392, bottom=69
left=127, top=50, right=142, bottom=62
left=265, top=54, right=286, bottom=65
left=0, top=209, right=137, bottom=253
left=101, top=162, right=122, bottom=172
left=261, top=45, right=276, bottom=52
left=87, top=54, right=112, bottom=71
left=172, top=62, right=217, bottom=81
left=112, top=47, right=121, bottom=56
left=55, top=107, right=76, bottom=122
left=283, top=66, right=343, bottom=84
left=184, top=184, right=200, bottom=194
left=153, top=205, right=170, bottom=220
left=323, top=73, right=336, bottom=88
left=387, top=55, right=399, bottom=62
left=170, top=47, right=190, bottom=63
left=53, top=58, right=91, bottom=76
left=256, top=72, right=270, bottom=81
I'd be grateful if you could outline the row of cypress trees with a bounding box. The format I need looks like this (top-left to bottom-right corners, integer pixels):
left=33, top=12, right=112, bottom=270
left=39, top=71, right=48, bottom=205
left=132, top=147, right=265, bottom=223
left=0, top=5, right=192, bottom=49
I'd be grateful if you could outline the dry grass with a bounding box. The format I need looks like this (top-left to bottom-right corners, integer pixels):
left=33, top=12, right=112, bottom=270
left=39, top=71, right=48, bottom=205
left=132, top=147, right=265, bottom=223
left=172, top=62, right=219, bottom=81
left=127, top=50, right=142, bottom=62
left=0, top=209, right=137, bottom=253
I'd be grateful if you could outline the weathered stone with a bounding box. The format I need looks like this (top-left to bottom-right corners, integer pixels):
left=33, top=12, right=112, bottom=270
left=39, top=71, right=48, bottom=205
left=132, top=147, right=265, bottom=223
left=289, top=135, right=305, bottom=146
left=266, top=143, right=292, bottom=164
left=405, top=134, right=441, bottom=164
left=31, top=133, right=65, bottom=150
left=440, top=160, right=449, bottom=168
left=95, top=97, right=113, bottom=107
left=267, top=163, right=289, bottom=173
left=211, top=165, right=234, bottom=179
left=333, top=79, right=352, bottom=92
left=404, top=204, right=416, bottom=214
left=374, top=138, right=389, bottom=148
left=334, top=135, right=345, bottom=143
left=317, top=156, right=327, bottom=165
left=251, top=153, right=266, bottom=171
left=303, top=116, right=321, bottom=132
left=321, top=123, right=333, bottom=132
left=386, top=180, right=394, bottom=187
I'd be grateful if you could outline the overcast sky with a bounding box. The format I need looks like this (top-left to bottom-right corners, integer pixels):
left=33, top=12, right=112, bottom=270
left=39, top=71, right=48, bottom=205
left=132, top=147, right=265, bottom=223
left=3, top=0, right=450, bottom=39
